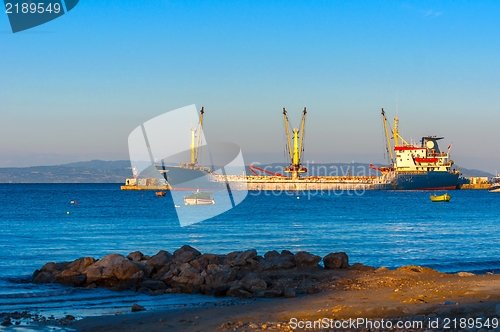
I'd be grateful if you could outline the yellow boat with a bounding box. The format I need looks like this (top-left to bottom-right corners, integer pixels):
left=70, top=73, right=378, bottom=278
left=430, top=193, right=451, bottom=202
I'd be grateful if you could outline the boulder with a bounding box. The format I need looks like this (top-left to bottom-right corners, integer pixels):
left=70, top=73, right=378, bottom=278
left=32, top=271, right=53, bottom=284
left=323, top=252, right=349, bottom=269
left=293, top=251, right=321, bottom=267
left=239, top=273, right=267, bottom=293
left=226, top=286, right=243, bottom=297
left=58, top=257, right=96, bottom=284
left=160, top=268, right=179, bottom=284
left=179, top=266, right=201, bottom=280
left=131, top=304, right=146, bottom=312
left=146, top=250, right=173, bottom=272
left=205, top=269, right=236, bottom=293
left=84, top=254, right=142, bottom=284
left=229, top=249, right=257, bottom=267
left=264, top=250, right=279, bottom=259
left=127, top=251, right=144, bottom=262
left=190, top=257, right=209, bottom=270
left=173, top=245, right=201, bottom=264
left=261, top=251, right=295, bottom=270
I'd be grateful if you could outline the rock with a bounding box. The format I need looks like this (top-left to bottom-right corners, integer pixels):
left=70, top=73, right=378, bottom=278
left=240, top=273, right=267, bottom=293
left=264, top=250, right=280, bottom=259
left=61, top=257, right=96, bottom=275
left=146, top=250, right=173, bottom=272
left=171, top=275, right=190, bottom=285
left=84, top=254, right=142, bottom=284
left=261, top=251, right=295, bottom=270
left=111, top=257, right=142, bottom=280
left=205, top=264, right=220, bottom=274
left=205, top=269, right=236, bottom=292
left=201, top=254, right=219, bottom=265
left=32, top=271, right=54, bottom=284
left=40, top=261, right=68, bottom=274
left=131, top=303, right=146, bottom=312
left=283, top=287, right=296, bottom=298
left=293, top=251, right=321, bottom=267
left=160, top=268, right=179, bottom=284
left=190, top=257, right=209, bottom=270
left=191, top=275, right=205, bottom=286
left=173, top=245, right=201, bottom=264
left=179, top=266, right=201, bottom=280
left=127, top=251, right=144, bottom=262
left=229, top=249, right=257, bottom=266
left=1, top=317, right=12, bottom=327
left=456, top=272, right=475, bottom=277
left=226, top=286, right=243, bottom=297
left=84, top=265, right=104, bottom=284
left=323, top=252, right=349, bottom=269
left=71, top=274, right=87, bottom=286
left=139, top=280, right=167, bottom=290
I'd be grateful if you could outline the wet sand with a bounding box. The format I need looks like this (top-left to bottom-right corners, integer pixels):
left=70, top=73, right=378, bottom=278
left=67, top=266, right=500, bottom=331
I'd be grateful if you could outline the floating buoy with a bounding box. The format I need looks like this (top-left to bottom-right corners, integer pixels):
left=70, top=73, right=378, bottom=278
left=297, top=196, right=300, bottom=200
left=66, top=211, right=70, bottom=214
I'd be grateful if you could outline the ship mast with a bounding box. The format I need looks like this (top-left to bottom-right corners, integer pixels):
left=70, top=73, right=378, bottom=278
left=283, top=107, right=307, bottom=180
left=393, top=115, right=409, bottom=147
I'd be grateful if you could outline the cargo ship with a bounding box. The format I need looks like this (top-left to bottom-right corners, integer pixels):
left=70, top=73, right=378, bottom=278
left=371, top=109, right=460, bottom=190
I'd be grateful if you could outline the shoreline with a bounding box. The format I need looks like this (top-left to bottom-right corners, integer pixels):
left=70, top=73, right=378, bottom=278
left=18, top=267, right=500, bottom=331
left=7, top=247, right=500, bottom=331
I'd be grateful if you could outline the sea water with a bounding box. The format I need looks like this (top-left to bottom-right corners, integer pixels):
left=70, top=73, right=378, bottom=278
left=1, top=184, right=499, bottom=318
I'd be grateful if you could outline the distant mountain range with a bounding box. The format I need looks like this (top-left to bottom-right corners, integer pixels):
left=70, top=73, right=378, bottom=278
left=0, top=160, right=494, bottom=183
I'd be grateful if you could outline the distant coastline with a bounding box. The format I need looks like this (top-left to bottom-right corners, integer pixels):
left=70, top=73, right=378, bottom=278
left=0, top=160, right=494, bottom=184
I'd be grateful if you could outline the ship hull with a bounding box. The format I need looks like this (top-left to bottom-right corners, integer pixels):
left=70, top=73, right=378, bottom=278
left=375, top=171, right=459, bottom=190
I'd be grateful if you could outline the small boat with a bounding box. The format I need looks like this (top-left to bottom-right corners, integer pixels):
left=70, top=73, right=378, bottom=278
left=489, top=175, right=500, bottom=192
left=183, top=190, right=215, bottom=205
left=156, top=192, right=166, bottom=197
left=430, top=193, right=451, bottom=202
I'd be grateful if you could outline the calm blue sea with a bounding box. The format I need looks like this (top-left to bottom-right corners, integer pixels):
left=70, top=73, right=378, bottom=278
left=1, top=184, right=499, bottom=318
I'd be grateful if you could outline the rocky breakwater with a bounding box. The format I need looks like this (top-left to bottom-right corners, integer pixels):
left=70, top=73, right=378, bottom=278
left=32, top=246, right=355, bottom=298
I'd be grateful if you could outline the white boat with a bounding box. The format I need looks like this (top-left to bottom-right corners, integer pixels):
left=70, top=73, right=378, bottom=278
left=489, top=175, right=500, bottom=193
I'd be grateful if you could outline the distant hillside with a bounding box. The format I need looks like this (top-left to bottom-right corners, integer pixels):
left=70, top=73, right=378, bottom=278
left=0, top=160, right=132, bottom=183
left=0, top=160, right=494, bottom=183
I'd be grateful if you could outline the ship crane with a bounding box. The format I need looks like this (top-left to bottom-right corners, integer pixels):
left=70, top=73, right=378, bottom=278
left=188, top=106, right=204, bottom=169
left=283, top=107, right=307, bottom=180
left=381, top=108, right=394, bottom=165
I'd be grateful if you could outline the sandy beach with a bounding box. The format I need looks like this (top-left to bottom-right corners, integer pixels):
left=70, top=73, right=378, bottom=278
left=45, top=266, right=500, bottom=331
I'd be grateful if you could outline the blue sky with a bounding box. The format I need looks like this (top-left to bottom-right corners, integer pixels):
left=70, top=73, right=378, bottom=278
left=1, top=1, right=499, bottom=173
